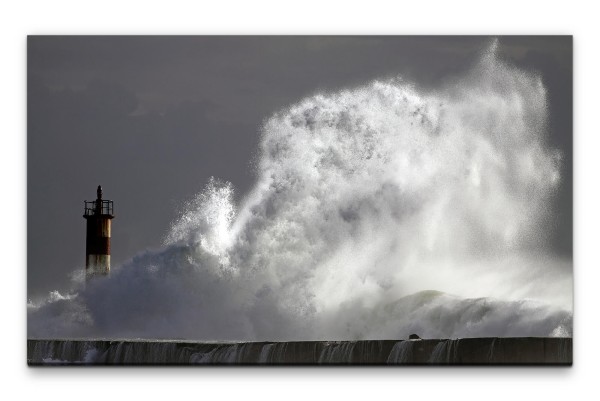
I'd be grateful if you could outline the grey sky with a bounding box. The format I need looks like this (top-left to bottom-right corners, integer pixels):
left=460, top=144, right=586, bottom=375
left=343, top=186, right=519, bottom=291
left=27, top=36, right=572, bottom=299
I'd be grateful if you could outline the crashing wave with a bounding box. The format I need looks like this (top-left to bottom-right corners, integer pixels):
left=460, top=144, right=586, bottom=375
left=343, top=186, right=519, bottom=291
left=28, top=41, right=572, bottom=341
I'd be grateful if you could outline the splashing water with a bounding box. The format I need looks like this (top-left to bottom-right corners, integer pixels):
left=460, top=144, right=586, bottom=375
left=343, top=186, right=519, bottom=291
left=28, top=43, right=572, bottom=341
left=165, top=177, right=236, bottom=268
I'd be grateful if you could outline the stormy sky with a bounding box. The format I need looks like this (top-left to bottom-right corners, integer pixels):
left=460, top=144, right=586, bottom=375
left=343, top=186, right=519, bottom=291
left=27, top=36, right=572, bottom=299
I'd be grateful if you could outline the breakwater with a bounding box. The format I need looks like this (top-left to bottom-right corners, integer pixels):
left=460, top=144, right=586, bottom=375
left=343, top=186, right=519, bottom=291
left=28, top=337, right=572, bottom=365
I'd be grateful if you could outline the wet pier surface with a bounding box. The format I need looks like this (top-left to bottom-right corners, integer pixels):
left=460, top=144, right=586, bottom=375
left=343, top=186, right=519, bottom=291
left=28, top=337, right=572, bottom=365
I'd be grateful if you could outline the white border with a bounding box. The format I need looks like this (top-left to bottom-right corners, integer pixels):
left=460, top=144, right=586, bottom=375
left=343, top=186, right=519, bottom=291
left=3, top=1, right=598, bottom=400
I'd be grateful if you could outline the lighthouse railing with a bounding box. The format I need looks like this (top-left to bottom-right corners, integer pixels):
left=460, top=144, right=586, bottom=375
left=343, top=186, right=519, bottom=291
left=84, top=200, right=114, bottom=216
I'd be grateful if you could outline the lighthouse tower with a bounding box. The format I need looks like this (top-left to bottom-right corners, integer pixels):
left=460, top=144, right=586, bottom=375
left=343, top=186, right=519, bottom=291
left=83, top=185, right=114, bottom=278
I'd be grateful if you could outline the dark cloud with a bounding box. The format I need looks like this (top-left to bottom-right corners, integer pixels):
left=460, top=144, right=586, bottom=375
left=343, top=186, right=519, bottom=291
left=27, top=36, right=572, bottom=299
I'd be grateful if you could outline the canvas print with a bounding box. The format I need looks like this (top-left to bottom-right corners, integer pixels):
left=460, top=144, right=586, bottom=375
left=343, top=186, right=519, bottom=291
left=27, top=36, right=573, bottom=365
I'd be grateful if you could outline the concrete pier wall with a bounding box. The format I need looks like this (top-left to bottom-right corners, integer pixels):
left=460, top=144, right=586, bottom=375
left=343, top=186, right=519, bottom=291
left=27, top=337, right=572, bottom=365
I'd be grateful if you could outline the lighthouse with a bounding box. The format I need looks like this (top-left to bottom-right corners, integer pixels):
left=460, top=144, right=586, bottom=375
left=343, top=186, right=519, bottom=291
left=83, top=185, right=114, bottom=278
